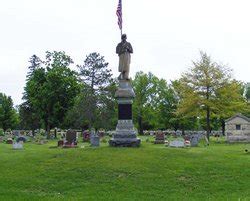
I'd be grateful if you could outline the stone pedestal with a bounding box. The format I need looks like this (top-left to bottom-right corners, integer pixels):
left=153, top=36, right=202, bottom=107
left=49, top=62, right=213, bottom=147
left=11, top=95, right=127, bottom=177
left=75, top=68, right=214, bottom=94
left=109, top=80, right=141, bottom=147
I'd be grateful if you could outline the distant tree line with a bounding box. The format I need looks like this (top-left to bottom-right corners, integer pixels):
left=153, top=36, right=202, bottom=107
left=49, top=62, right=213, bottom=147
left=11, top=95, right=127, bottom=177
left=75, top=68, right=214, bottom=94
left=1, top=51, right=250, bottom=139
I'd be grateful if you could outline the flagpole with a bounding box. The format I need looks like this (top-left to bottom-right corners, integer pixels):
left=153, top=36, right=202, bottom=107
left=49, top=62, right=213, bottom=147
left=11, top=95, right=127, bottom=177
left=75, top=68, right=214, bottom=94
left=117, top=0, right=122, bottom=37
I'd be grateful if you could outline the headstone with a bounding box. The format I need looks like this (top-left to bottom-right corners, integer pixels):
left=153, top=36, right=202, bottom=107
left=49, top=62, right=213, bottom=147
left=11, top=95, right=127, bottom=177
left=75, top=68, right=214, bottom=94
left=83, top=131, right=90, bottom=142
left=0, top=136, right=3, bottom=143
left=98, top=131, right=105, bottom=138
left=65, top=130, right=77, bottom=145
left=13, top=142, right=23, bottom=149
left=12, top=130, right=20, bottom=136
left=16, top=136, right=27, bottom=143
left=6, top=138, right=13, bottom=144
left=190, top=134, right=199, bottom=147
left=90, top=130, right=100, bottom=147
left=169, top=139, right=185, bottom=148
left=185, top=140, right=191, bottom=146
left=176, top=130, right=182, bottom=137
left=154, top=132, right=165, bottom=144
left=57, top=140, right=64, bottom=147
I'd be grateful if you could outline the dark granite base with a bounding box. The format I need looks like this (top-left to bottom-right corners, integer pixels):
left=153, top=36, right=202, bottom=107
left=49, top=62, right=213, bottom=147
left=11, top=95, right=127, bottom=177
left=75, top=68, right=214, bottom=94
left=109, top=138, right=141, bottom=147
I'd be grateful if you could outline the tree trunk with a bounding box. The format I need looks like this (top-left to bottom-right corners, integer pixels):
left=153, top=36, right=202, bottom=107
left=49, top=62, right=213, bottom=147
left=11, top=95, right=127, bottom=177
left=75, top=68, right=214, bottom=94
left=46, top=123, right=50, bottom=139
left=44, top=115, right=50, bottom=139
left=206, top=106, right=210, bottom=141
left=54, top=128, right=57, bottom=139
left=138, top=115, right=143, bottom=135
left=221, top=119, right=225, bottom=135
left=206, top=86, right=211, bottom=141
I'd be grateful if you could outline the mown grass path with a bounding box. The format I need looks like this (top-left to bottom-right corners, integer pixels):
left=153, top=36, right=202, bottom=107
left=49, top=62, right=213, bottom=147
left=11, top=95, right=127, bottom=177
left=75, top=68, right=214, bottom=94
left=0, top=138, right=249, bottom=201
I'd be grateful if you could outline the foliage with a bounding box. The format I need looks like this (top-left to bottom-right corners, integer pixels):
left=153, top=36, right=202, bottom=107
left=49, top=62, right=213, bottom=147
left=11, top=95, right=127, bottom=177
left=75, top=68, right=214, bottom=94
left=0, top=93, right=19, bottom=131
left=132, top=72, right=176, bottom=134
left=132, top=72, right=157, bottom=134
left=20, top=55, right=43, bottom=131
left=34, top=133, right=47, bottom=144
left=0, top=128, right=4, bottom=136
left=246, top=83, right=250, bottom=101
left=68, top=52, right=116, bottom=129
left=22, top=51, right=81, bottom=135
left=19, top=101, right=41, bottom=131
left=174, top=52, right=247, bottom=139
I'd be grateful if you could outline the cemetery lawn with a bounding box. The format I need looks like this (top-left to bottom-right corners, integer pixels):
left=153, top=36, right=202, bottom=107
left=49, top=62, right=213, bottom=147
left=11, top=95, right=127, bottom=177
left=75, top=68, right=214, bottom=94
left=0, top=137, right=250, bottom=201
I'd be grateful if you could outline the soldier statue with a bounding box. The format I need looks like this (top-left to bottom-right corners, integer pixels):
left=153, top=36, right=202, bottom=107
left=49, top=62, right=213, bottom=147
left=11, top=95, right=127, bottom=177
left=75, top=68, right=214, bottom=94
left=116, top=34, right=133, bottom=80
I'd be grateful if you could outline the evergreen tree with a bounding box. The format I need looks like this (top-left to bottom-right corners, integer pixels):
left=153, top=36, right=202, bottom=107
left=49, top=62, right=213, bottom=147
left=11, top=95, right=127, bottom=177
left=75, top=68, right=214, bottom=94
left=74, top=52, right=114, bottom=129
left=0, top=93, right=19, bottom=131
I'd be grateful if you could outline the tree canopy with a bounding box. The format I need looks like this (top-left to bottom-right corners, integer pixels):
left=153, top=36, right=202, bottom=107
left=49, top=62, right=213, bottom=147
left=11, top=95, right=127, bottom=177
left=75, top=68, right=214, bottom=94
left=174, top=52, right=247, bottom=139
left=132, top=71, right=176, bottom=134
left=22, top=51, right=81, bottom=135
left=65, top=52, right=116, bottom=129
left=0, top=93, right=19, bottom=131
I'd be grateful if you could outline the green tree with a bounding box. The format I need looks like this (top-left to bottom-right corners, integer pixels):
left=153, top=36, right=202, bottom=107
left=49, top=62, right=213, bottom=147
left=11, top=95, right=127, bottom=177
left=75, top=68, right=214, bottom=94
left=169, top=80, right=192, bottom=132
left=27, top=55, right=42, bottom=78
left=132, top=72, right=155, bottom=134
left=19, top=102, right=41, bottom=132
left=73, top=52, right=115, bottom=129
left=20, top=55, right=43, bottom=132
left=246, top=83, right=250, bottom=101
left=23, top=51, right=81, bottom=137
left=175, top=52, right=246, bottom=140
left=0, top=93, right=19, bottom=131
left=152, top=78, right=176, bottom=129
left=132, top=72, right=176, bottom=134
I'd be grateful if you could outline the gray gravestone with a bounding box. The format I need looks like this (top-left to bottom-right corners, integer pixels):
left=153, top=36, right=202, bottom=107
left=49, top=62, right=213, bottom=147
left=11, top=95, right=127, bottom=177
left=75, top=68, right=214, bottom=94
left=90, top=130, right=100, bottom=147
left=169, top=140, right=185, bottom=148
left=16, top=136, right=27, bottom=143
left=154, top=132, right=165, bottom=144
left=13, top=142, right=23, bottom=149
left=66, top=130, right=77, bottom=144
left=190, top=134, right=199, bottom=147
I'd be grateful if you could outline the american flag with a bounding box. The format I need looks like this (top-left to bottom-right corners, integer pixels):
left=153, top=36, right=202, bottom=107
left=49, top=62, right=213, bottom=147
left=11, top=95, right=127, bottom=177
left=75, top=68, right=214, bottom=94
left=116, top=0, right=122, bottom=30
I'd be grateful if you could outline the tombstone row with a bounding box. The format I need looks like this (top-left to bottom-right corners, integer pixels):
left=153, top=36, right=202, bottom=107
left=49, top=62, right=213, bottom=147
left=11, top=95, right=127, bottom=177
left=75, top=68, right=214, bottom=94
left=154, top=131, right=204, bottom=147
left=144, top=130, right=222, bottom=137
left=58, top=129, right=103, bottom=148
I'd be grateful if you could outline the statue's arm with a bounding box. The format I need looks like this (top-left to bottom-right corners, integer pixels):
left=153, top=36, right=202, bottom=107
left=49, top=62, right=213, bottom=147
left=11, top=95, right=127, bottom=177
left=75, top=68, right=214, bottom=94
left=128, top=43, right=133, bottom=53
left=116, top=44, right=120, bottom=54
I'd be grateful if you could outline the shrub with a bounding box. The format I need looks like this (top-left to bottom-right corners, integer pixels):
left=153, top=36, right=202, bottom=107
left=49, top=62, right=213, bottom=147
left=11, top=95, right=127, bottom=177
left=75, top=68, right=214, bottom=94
left=0, top=129, right=4, bottom=136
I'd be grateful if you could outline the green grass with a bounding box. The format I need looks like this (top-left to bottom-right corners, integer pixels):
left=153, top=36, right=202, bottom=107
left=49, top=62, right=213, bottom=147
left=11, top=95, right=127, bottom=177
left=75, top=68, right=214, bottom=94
left=0, top=137, right=249, bottom=201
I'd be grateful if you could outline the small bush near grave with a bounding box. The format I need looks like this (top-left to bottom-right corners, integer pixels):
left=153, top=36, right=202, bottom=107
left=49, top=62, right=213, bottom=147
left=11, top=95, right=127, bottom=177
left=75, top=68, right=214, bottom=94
left=0, top=129, right=4, bottom=136
left=100, top=137, right=108, bottom=143
left=34, top=134, right=47, bottom=144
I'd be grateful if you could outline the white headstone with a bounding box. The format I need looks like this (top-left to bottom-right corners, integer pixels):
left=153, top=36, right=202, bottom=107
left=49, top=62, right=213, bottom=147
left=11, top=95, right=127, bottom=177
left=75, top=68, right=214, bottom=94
left=13, top=142, right=23, bottom=149
left=169, top=140, right=185, bottom=148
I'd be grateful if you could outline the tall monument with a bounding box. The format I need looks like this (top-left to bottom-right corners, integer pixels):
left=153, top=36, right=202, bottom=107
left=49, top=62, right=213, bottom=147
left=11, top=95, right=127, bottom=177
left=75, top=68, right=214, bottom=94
left=109, top=34, right=141, bottom=147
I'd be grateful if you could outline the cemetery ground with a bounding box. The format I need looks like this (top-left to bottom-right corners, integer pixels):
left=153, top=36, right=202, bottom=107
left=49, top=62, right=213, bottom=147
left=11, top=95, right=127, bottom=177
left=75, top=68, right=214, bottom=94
left=0, top=137, right=249, bottom=201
